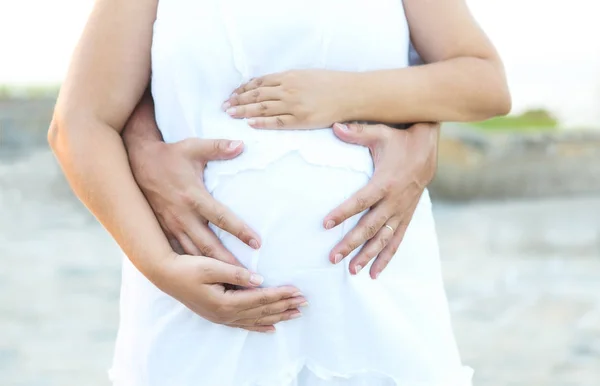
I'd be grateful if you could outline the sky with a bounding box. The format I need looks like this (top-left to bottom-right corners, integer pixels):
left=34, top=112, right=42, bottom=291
left=0, top=0, right=598, bottom=126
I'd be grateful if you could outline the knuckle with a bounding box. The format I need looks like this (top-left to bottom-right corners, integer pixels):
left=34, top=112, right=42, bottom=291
left=378, top=235, right=390, bottom=251
left=170, top=212, right=186, bottom=229
left=199, top=264, right=214, bottom=278
left=259, top=293, right=270, bottom=305
left=251, top=89, right=261, bottom=101
left=364, top=223, right=378, bottom=239
left=199, top=243, right=215, bottom=258
left=378, top=183, right=391, bottom=197
left=233, top=268, right=245, bottom=285
left=235, top=226, right=249, bottom=243
left=275, top=117, right=285, bottom=128
left=377, top=212, right=389, bottom=227
left=355, top=196, right=368, bottom=212
left=260, top=306, right=272, bottom=317
left=259, top=102, right=269, bottom=115
left=347, top=238, right=360, bottom=253
left=251, top=317, right=263, bottom=326
left=212, top=139, right=221, bottom=152
left=214, top=211, right=228, bottom=228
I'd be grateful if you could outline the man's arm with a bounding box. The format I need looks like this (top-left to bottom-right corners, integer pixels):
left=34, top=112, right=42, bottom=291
left=122, top=87, right=164, bottom=149
left=122, top=86, right=263, bottom=262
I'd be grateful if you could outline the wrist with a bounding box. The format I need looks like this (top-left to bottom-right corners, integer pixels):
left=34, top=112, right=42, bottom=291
left=126, top=138, right=167, bottom=183
left=336, top=71, right=369, bottom=122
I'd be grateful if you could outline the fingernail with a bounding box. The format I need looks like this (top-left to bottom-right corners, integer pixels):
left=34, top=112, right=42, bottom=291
left=333, top=253, right=343, bottom=264
left=289, top=312, right=302, bottom=320
left=247, top=118, right=256, bottom=126
left=249, top=273, right=264, bottom=286
left=222, top=101, right=231, bottom=111
left=324, top=220, right=335, bottom=230
left=230, top=92, right=238, bottom=97
left=298, top=301, right=309, bottom=308
left=374, top=272, right=380, bottom=280
left=337, top=123, right=350, bottom=132
left=249, top=239, right=260, bottom=249
left=226, top=107, right=236, bottom=116
left=229, top=140, right=243, bottom=149
left=265, top=328, right=276, bottom=334
left=355, top=265, right=363, bottom=275
left=292, top=292, right=303, bottom=297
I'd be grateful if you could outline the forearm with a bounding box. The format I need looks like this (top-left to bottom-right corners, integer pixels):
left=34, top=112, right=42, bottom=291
left=122, top=87, right=164, bottom=150
left=48, top=118, right=172, bottom=282
left=343, top=57, right=511, bottom=124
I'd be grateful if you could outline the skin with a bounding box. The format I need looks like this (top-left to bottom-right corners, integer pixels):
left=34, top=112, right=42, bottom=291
left=125, top=102, right=440, bottom=281
left=48, top=0, right=304, bottom=334
left=50, top=0, right=509, bottom=332
left=224, top=0, right=510, bottom=129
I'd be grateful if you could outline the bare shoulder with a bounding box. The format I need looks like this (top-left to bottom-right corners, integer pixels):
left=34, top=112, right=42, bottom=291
left=55, top=0, right=158, bottom=132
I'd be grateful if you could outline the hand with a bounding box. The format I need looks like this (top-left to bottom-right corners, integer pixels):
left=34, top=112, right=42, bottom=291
left=155, top=253, right=307, bottom=333
left=127, top=137, right=262, bottom=265
left=222, top=69, right=351, bottom=130
left=324, top=122, right=440, bottom=279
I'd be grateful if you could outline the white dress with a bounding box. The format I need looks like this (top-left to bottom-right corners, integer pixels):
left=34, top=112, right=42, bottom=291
left=109, top=0, right=474, bottom=385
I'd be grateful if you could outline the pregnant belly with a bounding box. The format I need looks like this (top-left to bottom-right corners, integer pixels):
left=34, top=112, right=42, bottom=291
left=207, top=151, right=371, bottom=283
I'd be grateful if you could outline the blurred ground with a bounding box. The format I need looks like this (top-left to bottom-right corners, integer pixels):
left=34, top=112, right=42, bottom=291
left=1, top=149, right=599, bottom=386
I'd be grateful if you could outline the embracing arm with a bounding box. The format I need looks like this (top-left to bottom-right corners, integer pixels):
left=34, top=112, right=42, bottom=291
left=122, top=87, right=164, bottom=147
left=226, top=0, right=510, bottom=128
left=344, top=0, right=511, bottom=123
left=48, top=0, right=169, bottom=280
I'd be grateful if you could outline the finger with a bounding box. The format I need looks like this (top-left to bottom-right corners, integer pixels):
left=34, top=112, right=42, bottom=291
left=191, top=190, right=261, bottom=249
left=323, top=179, right=387, bottom=231
left=328, top=203, right=392, bottom=265
left=202, top=258, right=265, bottom=287
left=247, top=115, right=296, bottom=129
left=234, top=309, right=302, bottom=326
left=227, top=324, right=276, bottom=333
left=332, top=122, right=389, bottom=147
left=183, top=220, right=242, bottom=266
left=235, top=295, right=308, bottom=320
left=223, top=285, right=303, bottom=310
left=232, top=75, right=281, bottom=95
left=370, top=199, right=419, bottom=279
left=176, top=232, right=202, bottom=256
left=224, top=86, right=282, bottom=108
left=348, top=215, right=401, bottom=275
left=167, top=236, right=186, bottom=255
left=225, top=101, right=288, bottom=119
left=178, top=138, right=245, bottom=162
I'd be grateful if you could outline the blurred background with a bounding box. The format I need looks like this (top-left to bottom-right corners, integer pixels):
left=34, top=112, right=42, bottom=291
left=1, top=0, right=599, bottom=385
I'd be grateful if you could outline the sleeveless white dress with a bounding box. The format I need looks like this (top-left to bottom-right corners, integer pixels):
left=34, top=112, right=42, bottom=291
left=109, top=0, right=473, bottom=385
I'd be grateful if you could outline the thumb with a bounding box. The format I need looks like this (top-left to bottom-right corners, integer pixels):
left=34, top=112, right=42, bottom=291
left=181, top=138, right=244, bottom=161
left=203, top=258, right=264, bottom=287
left=332, top=122, right=382, bottom=147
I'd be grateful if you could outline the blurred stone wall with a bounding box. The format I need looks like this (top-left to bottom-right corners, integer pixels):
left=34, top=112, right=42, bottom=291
left=0, top=99, right=55, bottom=153
left=432, top=124, right=600, bottom=201
left=2, top=98, right=600, bottom=201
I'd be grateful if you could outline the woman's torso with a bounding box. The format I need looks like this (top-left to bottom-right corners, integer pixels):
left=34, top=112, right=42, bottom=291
left=151, top=0, right=411, bottom=191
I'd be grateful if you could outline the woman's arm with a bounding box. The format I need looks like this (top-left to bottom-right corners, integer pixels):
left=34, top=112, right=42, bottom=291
left=343, top=0, right=511, bottom=123
left=224, top=0, right=510, bottom=128
left=48, top=0, right=169, bottom=279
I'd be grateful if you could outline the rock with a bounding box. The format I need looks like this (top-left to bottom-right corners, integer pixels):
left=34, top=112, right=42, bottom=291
left=430, top=124, right=600, bottom=201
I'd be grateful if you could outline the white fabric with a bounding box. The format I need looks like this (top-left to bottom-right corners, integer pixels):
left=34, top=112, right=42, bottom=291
left=110, top=0, right=473, bottom=385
